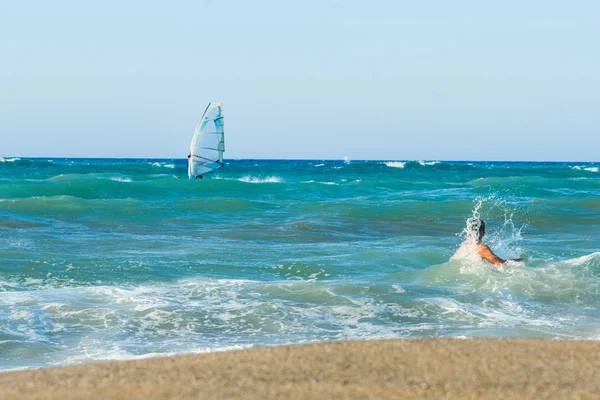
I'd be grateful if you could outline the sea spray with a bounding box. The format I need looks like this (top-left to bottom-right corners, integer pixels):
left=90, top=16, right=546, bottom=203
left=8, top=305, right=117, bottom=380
left=456, top=195, right=526, bottom=255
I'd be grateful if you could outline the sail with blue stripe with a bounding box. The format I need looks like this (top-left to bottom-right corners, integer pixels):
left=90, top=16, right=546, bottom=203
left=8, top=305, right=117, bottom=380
left=188, top=102, right=225, bottom=179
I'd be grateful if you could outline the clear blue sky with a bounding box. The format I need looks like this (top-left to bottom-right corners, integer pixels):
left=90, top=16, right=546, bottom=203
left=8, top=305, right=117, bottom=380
left=1, top=0, right=598, bottom=161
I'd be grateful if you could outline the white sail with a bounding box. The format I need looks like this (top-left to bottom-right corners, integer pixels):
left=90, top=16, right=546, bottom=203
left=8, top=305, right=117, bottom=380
left=188, top=102, right=225, bottom=179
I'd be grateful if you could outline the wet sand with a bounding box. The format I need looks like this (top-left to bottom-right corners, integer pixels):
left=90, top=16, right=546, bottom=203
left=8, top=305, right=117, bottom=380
left=1, top=339, right=599, bottom=399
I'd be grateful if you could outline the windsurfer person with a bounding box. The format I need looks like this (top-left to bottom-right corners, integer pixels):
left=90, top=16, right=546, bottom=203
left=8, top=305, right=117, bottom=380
left=188, top=153, right=203, bottom=179
left=452, top=219, right=527, bottom=266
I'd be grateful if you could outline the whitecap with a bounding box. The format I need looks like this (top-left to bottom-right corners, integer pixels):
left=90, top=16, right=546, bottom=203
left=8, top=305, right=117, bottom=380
left=239, top=176, right=283, bottom=183
left=418, top=160, right=440, bottom=166
left=0, top=157, right=20, bottom=163
left=572, top=165, right=598, bottom=173
left=385, top=161, right=406, bottom=168
left=563, top=252, right=600, bottom=266
left=150, top=162, right=176, bottom=169
left=391, top=284, right=406, bottom=293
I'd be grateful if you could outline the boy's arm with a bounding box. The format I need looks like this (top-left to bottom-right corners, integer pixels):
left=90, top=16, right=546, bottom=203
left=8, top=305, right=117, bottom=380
left=478, top=245, right=506, bottom=266
left=478, top=245, right=528, bottom=265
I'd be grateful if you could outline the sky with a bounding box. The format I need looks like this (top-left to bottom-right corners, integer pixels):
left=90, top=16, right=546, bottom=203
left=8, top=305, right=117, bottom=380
left=1, top=0, right=599, bottom=161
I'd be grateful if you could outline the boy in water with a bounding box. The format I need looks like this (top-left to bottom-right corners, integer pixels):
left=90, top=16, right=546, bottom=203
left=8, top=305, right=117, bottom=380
left=452, top=219, right=527, bottom=266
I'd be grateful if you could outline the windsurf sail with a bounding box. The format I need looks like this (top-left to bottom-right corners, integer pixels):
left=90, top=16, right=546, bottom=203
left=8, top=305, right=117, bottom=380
left=188, top=102, right=225, bottom=179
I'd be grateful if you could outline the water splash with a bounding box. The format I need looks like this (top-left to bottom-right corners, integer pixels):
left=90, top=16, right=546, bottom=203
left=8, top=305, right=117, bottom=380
left=457, top=195, right=526, bottom=258
left=458, top=197, right=486, bottom=245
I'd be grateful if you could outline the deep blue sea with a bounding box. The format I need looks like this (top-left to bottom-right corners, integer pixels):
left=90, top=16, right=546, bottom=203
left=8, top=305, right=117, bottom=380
left=1, top=157, right=599, bottom=371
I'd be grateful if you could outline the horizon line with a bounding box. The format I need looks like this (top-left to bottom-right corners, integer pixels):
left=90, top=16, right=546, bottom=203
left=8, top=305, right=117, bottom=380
left=2, top=156, right=599, bottom=163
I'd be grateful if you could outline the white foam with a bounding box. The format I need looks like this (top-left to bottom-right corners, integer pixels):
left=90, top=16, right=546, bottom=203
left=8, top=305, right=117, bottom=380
left=48, top=173, right=96, bottom=182
left=61, top=343, right=253, bottom=368
left=151, top=162, right=176, bottom=169
left=239, top=176, right=283, bottom=183
left=0, top=280, right=20, bottom=290
left=0, top=291, right=35, bottom=306
left=0, top=157, right=20, bottom=163
left=314, top=163, right=325, bottom=167
left=572, top=165, right=598, bottom=173
left=0, top=366, right=34, bottom=373
left=391, top=284, right=406, bottom=293
left=385, top=162, right=406, bottom=169
left=418, top=160, right=440, bottom=166
left=3, top=261, right=597, bottom=372
left=190, top=344, right=251, bottom=354
left=109, top=177, right=132, bottom=183
left=424, top=297, right=476, bottom=319
left=564, top=252, right=600, bottom=266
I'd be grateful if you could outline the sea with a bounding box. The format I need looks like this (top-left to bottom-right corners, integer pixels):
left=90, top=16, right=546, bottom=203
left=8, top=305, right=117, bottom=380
left=0, top=157, right=599, bottom=371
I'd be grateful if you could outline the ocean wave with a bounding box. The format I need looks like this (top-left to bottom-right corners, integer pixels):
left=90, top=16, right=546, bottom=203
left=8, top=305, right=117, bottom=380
left=294, top=180, right=339, bottom=186
left=572, top=166, right=598, bottom=173
left=564, top=252, right=600, bottom=265
left=384, top=161, right=442, bottom=169
left=47, top=173, right=96, bottom=182
left=0, top=157, right=20, bottom=163
left=562, top=252, right=600, bottom=274
left=150, top=162, right=176, bottom=169
left=2, top=260, right=599, bottom=372
left=47, top=173, right=135, bottom=183
left=108, top=177, right=132, bottom=183
left=239, top=176, right=283, bottom=183
left=385, top=162, right=406, bottom=169
left=63, top=344, right=253, bottom=366
left=0, top=195, right=85, bottom=203
left=416, top=250, right=600, bottom=305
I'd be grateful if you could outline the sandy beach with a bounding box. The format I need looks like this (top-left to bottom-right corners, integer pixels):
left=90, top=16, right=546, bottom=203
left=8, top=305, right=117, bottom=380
left=1, top=338, right=599, bottom=399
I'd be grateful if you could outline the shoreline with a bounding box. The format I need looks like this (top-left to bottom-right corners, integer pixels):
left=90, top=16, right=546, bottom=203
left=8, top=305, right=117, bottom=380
left=2, top=338, right=599, bottom=399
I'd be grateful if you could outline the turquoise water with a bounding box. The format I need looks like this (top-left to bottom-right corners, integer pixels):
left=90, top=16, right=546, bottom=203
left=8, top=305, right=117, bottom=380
left=1, top=157, right=599, bottom=370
